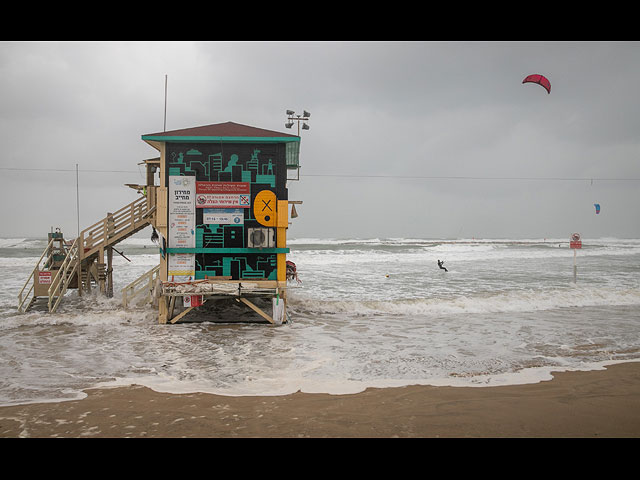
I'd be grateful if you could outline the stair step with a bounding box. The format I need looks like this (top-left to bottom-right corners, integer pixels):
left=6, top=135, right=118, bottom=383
left=19, top=195, right=152, bottom=314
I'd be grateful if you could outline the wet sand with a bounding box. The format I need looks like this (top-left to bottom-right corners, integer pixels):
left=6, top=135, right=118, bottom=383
left=1, top=362, right=639, bottom=437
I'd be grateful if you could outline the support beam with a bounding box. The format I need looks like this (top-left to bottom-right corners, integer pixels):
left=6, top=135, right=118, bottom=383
left=77, top=263, right=84, bottom=296
left=159, top=296, right=168, bottom=324
left=170, top=306, right=195, bottom=324
left=107, top=246, right=113, bottom=298
left=169, top=300, right=206, bottom=324
left=236, top=297, right=275, bottom=324
left=168, top=296, right=176, bottom=319
left=98, top=248, right=105, bottom=294
left=276, top=199, right=288, bottom=283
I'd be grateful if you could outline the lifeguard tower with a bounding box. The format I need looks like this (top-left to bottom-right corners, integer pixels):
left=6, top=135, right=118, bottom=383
left=141, top=121, right=302, bottom=324
left=17, top=121, right=303, bottom=325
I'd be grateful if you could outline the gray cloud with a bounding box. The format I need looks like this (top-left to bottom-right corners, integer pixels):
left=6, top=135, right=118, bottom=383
left=1, top=41, right=639, bottom=240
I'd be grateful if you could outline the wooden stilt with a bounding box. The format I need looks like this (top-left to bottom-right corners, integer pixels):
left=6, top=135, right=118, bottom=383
left=168, top=296, right=176, bottom=319
left=77, top=263, right=84, bottom=296
left=86, top=261, right=93, bottom=293
left=98, top=248, right=105, bottom=294
left=170, top=300, right=207, bottom=324
left=159, top=296, right=168, bottom=324
left=236, top=297, right=275, bottom=324
left=106, top=246, right=113, bottom=298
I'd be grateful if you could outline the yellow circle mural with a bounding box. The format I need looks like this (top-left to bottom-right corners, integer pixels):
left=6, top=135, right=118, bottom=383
left=254, top=190, right=277, bottom=227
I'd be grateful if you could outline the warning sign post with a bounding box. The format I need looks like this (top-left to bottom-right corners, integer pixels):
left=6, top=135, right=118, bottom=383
left=570, top=233, right=581, bottom=283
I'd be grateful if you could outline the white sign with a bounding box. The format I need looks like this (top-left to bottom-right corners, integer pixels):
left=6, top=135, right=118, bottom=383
left=168, top=253, right=195, bottom=283
left=272, top=297, right=285, bottom=325
left=203, top=208, right=244, bottom=225
left=38, top=271, right=52, bottom=285
left=169, top=176, right=195, bottom=248
left=169, top=176, right=196, bottom=213
left=169, top=213, right=195, bottom=248
left=183, top=295, right=203, bottom=307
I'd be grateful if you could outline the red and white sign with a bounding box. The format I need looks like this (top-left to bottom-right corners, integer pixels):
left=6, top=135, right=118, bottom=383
left=38, top=271, right=52, bottom=284
left=570, top=232, right=582, bottom=249
left=183, top=295, right=203, bottom=307
left=195, top=182, right=250, bottom=208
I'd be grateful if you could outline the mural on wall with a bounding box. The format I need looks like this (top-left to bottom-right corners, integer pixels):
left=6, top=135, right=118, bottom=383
left=166, top=143, right=288, bottom=280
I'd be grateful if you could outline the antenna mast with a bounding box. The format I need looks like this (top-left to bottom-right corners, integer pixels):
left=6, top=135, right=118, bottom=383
left=164, top=74, right=168, bottom=131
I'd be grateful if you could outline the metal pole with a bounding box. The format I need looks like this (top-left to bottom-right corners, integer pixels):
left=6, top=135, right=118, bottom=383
left=573, top=248, right=577, bottom=283
left=76, top=163, right=80, bottom=239
left=164, top=74, right=168, bottom=132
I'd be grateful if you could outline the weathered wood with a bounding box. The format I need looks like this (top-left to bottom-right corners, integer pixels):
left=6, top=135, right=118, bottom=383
left=122, top=265, right=160, bottom=308
left=107, top=247, right=113, bottom=298
left=159, top=296, right=168, bottom=324
left=48, top=238, right=80, bottom=313
left=80, top=196, right=150, bottom=259
left=18, top=238, right=63, bottom=312
left=237, top=297, right=274, bottom=324
left=168, top=296, right=176, bottom=319
left=169, top=300, right=207, bottom=324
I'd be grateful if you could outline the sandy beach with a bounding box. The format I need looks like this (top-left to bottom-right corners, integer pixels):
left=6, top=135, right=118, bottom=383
left=1, top=361, right=639, bottom=438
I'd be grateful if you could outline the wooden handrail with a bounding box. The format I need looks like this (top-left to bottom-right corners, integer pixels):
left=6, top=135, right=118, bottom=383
left=80, top=196, right=150, bottom=259
left=17, top=191, right=156, bottom=314
left=17, top=237, right=56, bottom=313
left=122, top=264, right=160, bottom=308
left=49, top=196, right=152, bottom=312
left=48, top=237, right=79, bottom=312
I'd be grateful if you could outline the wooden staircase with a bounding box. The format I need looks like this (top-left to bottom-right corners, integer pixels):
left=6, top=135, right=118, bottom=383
left=122, top=264, right=160, bottom=309
left=18, top=194, right=156, bottom=313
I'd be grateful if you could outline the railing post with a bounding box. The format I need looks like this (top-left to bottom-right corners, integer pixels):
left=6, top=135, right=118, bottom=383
left=102, top=216, right=108, bottom=248
left=17, top=237, right=55, bottom=313
left=123, top=285, right=129, bottom=308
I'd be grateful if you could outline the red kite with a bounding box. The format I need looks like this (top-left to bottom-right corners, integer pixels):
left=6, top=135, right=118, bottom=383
left=522, top=74, right=551, bottom=94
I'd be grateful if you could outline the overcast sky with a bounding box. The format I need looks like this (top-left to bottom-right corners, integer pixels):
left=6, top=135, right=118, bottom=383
left=1, top=41, right=639, bottom=240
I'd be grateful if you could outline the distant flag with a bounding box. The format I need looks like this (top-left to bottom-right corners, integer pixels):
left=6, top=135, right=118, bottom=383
left=594, top=203, right=601, bottom=214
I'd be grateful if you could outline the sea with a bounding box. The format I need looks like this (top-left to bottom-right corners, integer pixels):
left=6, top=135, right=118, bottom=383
left=0, top=234, right=639, bottom=406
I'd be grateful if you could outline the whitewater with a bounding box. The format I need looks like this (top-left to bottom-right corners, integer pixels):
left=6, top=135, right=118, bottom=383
left=0, top=235, right=639, bottom=406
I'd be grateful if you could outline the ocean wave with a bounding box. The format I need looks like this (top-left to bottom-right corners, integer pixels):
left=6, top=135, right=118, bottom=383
left=0, top=236, right=156, bottom=248
left=289, top=241, right=640, bottom=264
left=288, top=285, right=640, bottom=317
left=3, top=236, right=639, bottom=251
left=0, top=238, right=47, bottom=249
left=288, top=237, right=387, bottom=246
left=288, top=237, right=640, bottom=246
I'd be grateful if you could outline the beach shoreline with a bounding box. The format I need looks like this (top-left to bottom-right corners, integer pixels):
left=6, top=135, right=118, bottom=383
left=1, top=361, right=639, bottom=438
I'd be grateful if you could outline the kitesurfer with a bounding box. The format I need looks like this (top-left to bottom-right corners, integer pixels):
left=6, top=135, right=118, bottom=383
left=437, top=259, right=448, bottom=272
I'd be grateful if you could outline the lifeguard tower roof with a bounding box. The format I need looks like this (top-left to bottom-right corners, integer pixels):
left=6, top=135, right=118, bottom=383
left=142, top=121, right=300, bottom=143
